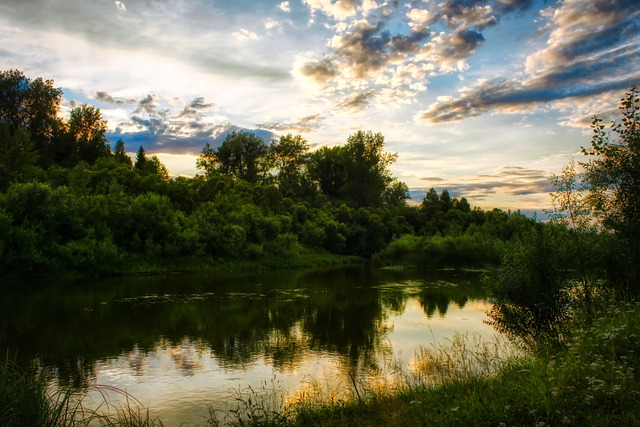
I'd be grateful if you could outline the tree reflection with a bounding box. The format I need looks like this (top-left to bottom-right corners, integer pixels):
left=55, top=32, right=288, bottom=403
left=0, top=267, right=489, bottom=387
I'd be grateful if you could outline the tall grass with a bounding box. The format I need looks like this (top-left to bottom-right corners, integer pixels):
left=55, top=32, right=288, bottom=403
left=0, top=359, right=163, bottom=426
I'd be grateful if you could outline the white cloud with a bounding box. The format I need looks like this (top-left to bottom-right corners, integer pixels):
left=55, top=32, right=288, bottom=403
left=233, top=28, right=262, bottom=42
left=278, top=1, right=291, bottom=13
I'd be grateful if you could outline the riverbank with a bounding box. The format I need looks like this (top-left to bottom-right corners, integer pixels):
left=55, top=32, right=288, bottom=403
left=3, top=248, right=364, bottom=281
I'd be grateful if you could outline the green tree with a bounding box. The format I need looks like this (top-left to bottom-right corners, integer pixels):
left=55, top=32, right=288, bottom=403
left=270, top=134, right=310, bottom=194
left=0, top=122, right=39, bottom=189
left=113, top=139, right=132, bottom=168
left=308, top=131, right=399, bottom=207
left=67, top=104, right=110, bottom=163
left=340, top=131, right=398, bottom=207
left=581, top=87, right=640, bottom=286
left=486, top=224, right=572, bottom=348
left=307, top=145, right=346, bottom=198
left=215, top=131, right=269, bottom=184
left=546, top=158, right=592, bottom=232
left=196, top=142, right=218, bottom=175
left=0, top=69, right=63, bottom=154
left=134, top=146, right=147, bottom=170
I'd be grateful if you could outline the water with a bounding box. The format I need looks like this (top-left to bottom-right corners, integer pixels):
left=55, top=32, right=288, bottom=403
left=0, top=266, right=497, bottom=425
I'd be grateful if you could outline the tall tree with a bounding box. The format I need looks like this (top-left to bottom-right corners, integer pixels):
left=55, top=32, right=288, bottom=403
left=67, top=104, right=110, bottom=163
left=581, top=87, right=640, bottom=286
left=308, top=131, right=399, bottom=207
left=196, top=142, right=218, bottom=175
left=113, top=139, right=132, bottom=168
left=0, top=69, right=63, bottom=160
left=270, top=134, right=310, bottom=194
left=340, top=131, right=398, bottom=207
left=134, top=145, right=147, bottom=170
left=307, top=145, right=346, bottom=198
left=214, top=131, right=269, bottom=184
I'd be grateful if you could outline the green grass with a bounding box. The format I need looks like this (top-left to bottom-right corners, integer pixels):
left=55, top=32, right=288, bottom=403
left=0, top=360, right=164, bottom=426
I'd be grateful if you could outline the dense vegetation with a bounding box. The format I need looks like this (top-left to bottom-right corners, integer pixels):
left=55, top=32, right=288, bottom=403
left=0, top=69, right=535, bottom=278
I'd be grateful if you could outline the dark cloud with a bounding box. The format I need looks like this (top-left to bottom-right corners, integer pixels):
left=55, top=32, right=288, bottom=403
left=336, top=91, right=376, bottom=111
left=415, top=29, right=485, bottom=73
left=94, top=91, right=137, bottom=105
left=418, top=0, right=640, bottom=123
left=256, top=114, right=323, bottom=133
left=134, top=94, right=163, bottom=116
left=411, top=166, right=552, bottom=202
left=300, top=18, right=431, bottom=87
left=330, top=20, right=430, bottom=78
left=109, top=121, right=277, bottom=154
left=439, top=0, right=498, bottom=31
left=176, top=97, right=216, bottom=120
left=494, top=0, right=535, bottom=14
left=299, top=57, right=338, bottom=84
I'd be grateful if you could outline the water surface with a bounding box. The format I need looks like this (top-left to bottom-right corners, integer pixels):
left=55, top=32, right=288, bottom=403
left=0, top=266, right=497, bottom=425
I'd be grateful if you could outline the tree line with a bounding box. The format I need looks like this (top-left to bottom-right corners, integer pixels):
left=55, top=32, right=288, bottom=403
left=0, top=69, right=538, bottom=277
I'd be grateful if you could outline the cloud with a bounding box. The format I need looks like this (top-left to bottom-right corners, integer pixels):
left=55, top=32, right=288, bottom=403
left=417, top=29, right=485, bottom=72
left=94, top=91, right=137, bottom=106
left=417, top=0, right=640, bottom=123
left=439, top=0, right=497, bottom=31
left=278, top=1, right=291, bottom=12
left=406, top=7, right=439, bottom=32
left=494, top=0, right=535, bottom=14
left=413, top=165, right=553, bottom=201
left=175, top=97, right=217, bottom=120
left=256, top=114, right=323, bottom=133
left=335, top=91, right=376, bottom=111
left=233, top=28, right=262, bottom=41
left=297, top=56, right=339, bottom=84
left=328, top=19, right=430, bottom=78
left=101, top=92, right=275, bottom=155
left=303, top=0, right=358, bottom=21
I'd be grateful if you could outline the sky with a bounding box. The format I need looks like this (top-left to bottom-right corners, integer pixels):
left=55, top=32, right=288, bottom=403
left=1, top=0, right=639, bottom=211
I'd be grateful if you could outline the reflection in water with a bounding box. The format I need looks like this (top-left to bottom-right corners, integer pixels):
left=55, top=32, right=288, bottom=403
left=0, top=267, right=497, bottom=425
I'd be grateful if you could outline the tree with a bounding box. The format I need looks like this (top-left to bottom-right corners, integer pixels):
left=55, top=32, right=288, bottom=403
left=0, top=69, right=62, bottom=149
left=308, top=131, right=399, bottom=207
left=113, top=140, right=132, bottom=168
left=545, top=158, right=592, bottom=232
left=196, top=142, right=218, bottom=175
left=67, top=104, right=110, bottom=163
left=0, top=122, right=39, bottom=189
left=340, top=131, right=398, bottom=207
left=307, top=145, right=346, bottom=198
left=269, top=134, right=310, bottom=194
left=214, top=131, right=269, bottom=184
left=134, top=146, right=147, bottom=170
left=581, top=87, right=640, bottom=286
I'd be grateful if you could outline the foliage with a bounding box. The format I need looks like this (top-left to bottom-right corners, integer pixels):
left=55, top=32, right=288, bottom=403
left=581, top=87, right=640, bottom=288
left=486, top=224, right=574, bottom=348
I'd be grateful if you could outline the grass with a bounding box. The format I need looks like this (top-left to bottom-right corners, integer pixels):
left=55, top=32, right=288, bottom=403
left=0, top=359, right=164, bottom=426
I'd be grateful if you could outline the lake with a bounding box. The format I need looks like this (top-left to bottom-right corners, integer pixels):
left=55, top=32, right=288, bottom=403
left=0, top=266, right=499, bottom=425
